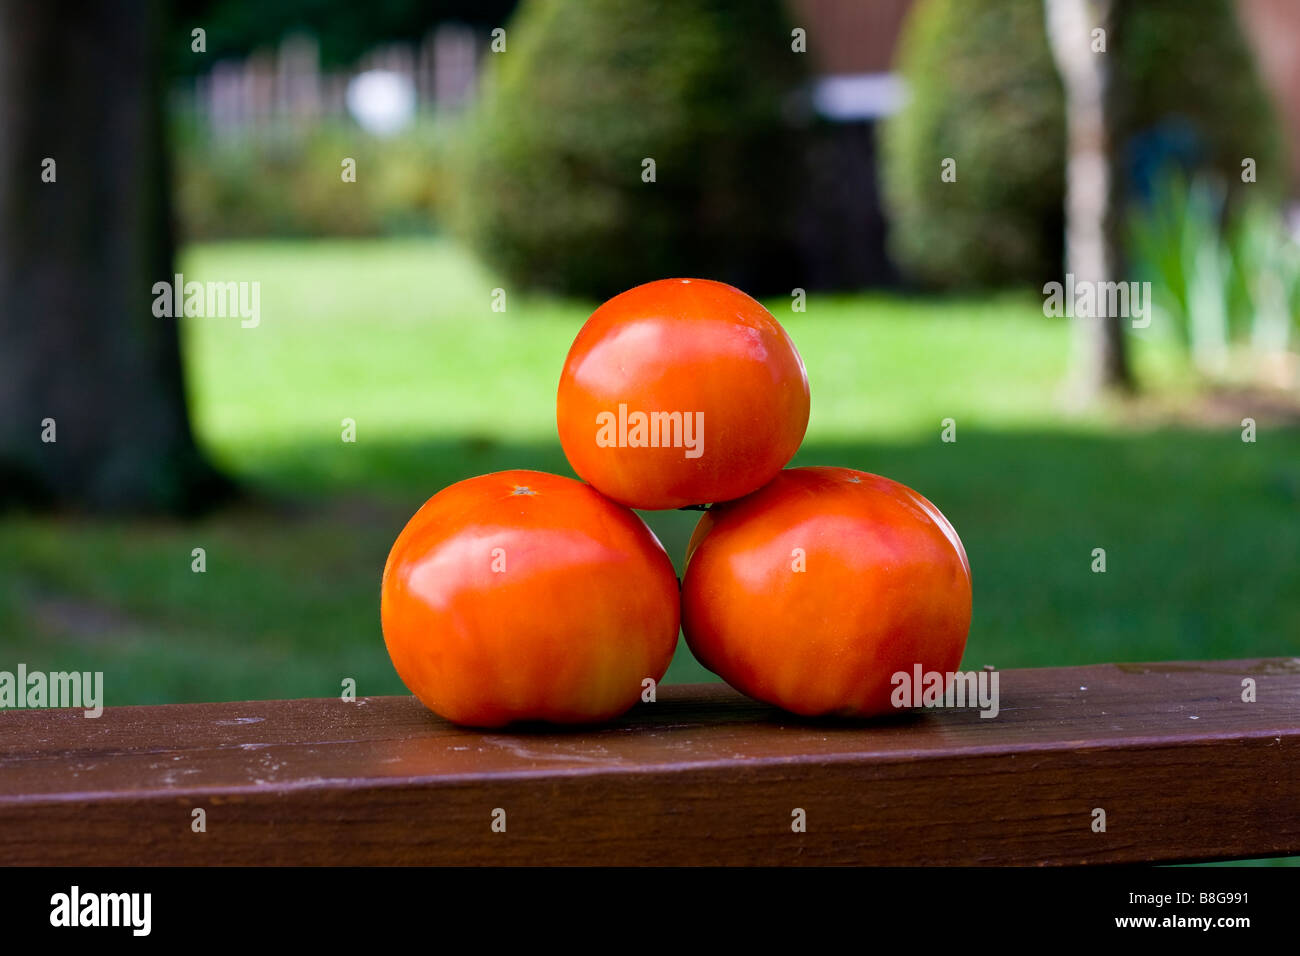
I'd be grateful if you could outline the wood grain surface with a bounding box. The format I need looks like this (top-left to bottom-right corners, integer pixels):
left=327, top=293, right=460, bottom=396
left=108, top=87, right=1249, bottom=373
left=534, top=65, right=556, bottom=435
left=2, top=658, right=1297, bottom=865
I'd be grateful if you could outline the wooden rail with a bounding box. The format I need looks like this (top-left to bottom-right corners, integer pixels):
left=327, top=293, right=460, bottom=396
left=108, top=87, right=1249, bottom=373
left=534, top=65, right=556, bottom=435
left=2, top=658, right=1298, bottom=865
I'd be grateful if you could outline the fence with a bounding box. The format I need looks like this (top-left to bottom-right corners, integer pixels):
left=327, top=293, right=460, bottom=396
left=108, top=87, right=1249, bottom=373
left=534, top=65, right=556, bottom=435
left=173, top=25, right=485, bottom=137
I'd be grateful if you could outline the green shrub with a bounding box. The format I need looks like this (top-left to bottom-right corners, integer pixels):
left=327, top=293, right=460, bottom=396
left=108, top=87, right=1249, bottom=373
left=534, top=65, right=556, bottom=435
left=173, top=119, right=448, bottom=241
left=1128, top=173, right=1232, bottom=371
left=1129, top=170, right=1299, bottom=378
left=881, top=0, right=1282, bottom=290
left=451, top=0, right=807, bottom=298
left=1107, top=0, right=1282, bottom=201
left=881, top=0, right=1066, bottom=289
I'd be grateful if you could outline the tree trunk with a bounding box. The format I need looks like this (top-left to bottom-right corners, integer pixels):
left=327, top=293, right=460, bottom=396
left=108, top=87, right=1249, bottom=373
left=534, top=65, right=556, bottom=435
left=1044, top=0, right=1134, bottom=399
left=0, top=0, right=228, bottom=512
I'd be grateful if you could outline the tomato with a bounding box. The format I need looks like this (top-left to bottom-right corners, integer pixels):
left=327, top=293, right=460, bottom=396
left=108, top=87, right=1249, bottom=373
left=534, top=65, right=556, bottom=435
left=381, top=470, right=680, bottom=727
left=681, top=467, right=971, bottom=718
left=556, top=278, right=810, bottom=510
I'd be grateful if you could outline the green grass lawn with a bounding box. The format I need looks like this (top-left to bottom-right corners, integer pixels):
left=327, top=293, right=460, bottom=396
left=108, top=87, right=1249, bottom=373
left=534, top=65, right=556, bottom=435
left=3, top=237, right=1298, bottom=710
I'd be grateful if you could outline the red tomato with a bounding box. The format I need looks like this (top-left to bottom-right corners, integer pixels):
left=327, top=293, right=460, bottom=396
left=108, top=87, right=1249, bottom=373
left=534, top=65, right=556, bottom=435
left=381, top=470, right=680, bottom=727
left=556, top=278, right=810, bottom=510
left=682, top=467, right=972, bottom=718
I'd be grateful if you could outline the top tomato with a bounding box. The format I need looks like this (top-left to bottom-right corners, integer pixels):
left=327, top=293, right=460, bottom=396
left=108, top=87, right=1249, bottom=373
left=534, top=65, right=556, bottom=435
left=556, top=279, right=810, bottom=510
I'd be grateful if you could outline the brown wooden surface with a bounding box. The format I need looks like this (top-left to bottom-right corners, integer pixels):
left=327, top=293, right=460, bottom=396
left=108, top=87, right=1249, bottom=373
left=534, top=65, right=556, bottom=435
left=1, top=658, right=1298, bottom=865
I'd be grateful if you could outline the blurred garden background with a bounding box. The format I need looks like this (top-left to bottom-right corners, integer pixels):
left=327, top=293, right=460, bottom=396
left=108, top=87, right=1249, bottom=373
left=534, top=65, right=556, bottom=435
left=1, top=0, right=1298, bottom=712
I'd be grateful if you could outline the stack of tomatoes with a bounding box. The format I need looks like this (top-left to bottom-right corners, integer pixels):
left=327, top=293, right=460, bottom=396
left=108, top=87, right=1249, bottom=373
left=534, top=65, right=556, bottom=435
left=381, top=279, right=971, bottom=727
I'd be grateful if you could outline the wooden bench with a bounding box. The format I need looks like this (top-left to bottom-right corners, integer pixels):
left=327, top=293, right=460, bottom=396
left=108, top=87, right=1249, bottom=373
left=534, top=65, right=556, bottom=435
left=2, top=658, right=1297, bottom=866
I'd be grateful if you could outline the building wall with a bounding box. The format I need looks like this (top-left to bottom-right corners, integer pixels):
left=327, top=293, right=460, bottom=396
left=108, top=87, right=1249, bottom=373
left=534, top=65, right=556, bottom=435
left=1237, top=0, right=1300, bottom=190
left=786, top=0, right=914, bottom=75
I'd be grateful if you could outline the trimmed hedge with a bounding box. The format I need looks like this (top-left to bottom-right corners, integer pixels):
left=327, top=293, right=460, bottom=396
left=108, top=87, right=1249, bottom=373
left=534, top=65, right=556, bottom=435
left=451, top=0, right=807, bottom=298
left=881, top=0, right=1282, bottom=290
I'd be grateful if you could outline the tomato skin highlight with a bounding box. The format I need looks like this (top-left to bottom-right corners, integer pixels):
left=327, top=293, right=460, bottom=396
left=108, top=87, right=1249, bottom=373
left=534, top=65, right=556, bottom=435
left=381, top=470, right=680, bottom=727
left=681, top=467, right=972, bottom=718
left=556, top=278, right=810, bottom=510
